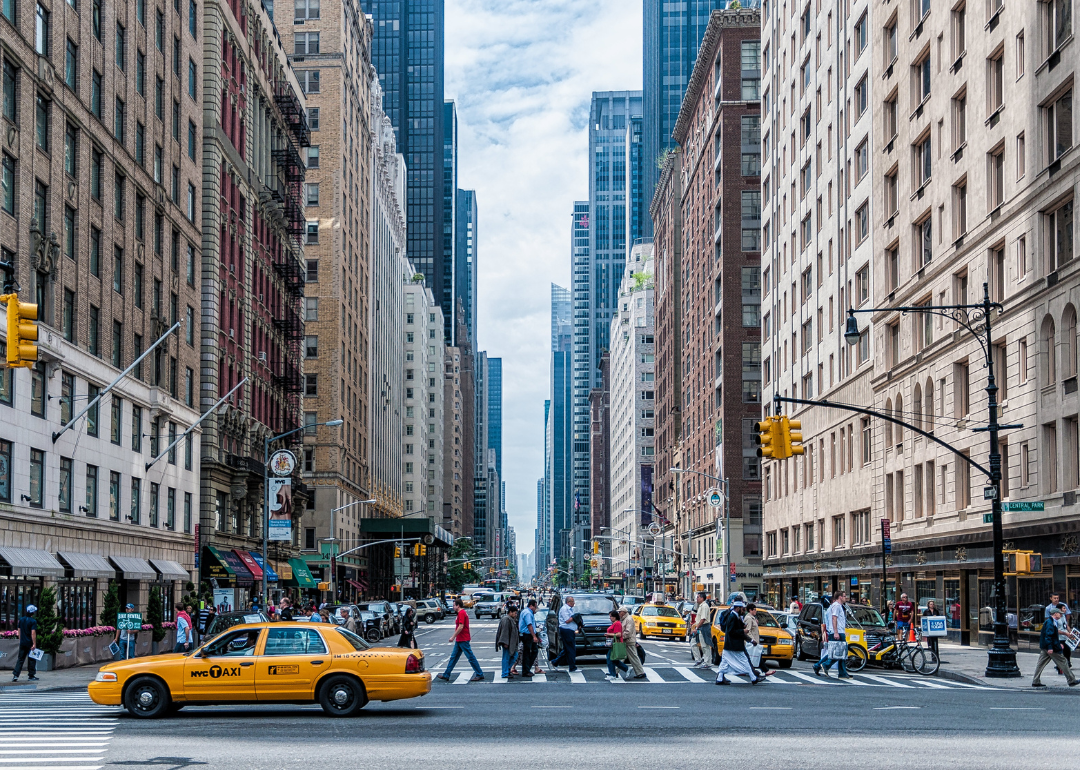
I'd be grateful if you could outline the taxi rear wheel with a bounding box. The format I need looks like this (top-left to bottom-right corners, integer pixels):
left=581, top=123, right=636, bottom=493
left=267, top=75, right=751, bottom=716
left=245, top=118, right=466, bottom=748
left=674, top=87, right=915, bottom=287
left=124, top=676, right=171, bottom=719
left=319, top=675, right=367, bottom=717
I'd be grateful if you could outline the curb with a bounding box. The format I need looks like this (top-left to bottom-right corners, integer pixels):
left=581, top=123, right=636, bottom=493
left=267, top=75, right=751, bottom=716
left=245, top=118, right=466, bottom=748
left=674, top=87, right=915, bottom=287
left=0, top=683, right=90, bottom=693
left=936, top=668, right=988, bottom=686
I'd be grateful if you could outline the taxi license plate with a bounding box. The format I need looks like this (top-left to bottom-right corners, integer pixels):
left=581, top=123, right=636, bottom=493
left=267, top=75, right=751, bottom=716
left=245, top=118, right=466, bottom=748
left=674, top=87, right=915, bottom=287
left=662, top=629, right=672, bottom=634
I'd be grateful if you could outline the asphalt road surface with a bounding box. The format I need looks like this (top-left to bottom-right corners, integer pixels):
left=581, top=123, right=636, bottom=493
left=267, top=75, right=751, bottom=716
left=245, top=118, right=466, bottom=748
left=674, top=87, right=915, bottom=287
left=6, top=617, right=1078, bottom=770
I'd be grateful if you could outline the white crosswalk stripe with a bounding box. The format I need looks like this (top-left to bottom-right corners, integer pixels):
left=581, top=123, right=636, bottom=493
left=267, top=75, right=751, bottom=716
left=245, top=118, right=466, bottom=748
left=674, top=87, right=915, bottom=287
left=0, top=691, right=119, bottom=770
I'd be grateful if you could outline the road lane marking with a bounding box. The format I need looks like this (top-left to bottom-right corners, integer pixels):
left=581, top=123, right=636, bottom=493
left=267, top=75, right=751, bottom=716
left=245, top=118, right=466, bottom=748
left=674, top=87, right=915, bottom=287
left=989, top=707, right=1045, bottom=710
left=417, top=706, right=464, bottom=709
left=908, top=678, right=950, bottom=688
left=532, top=672, right=548, bottom=682
left=675, top=667, right=708, bottom=682
left=568, top=670, right=587, bottom=683
left=452, top=672, right=471, bottom=684
left=643, top=667, right=666, bottom=683
left=531, top=705, right=572, bottom=708
left=750, top=707, right=792, bottom=710
left=787, top=671, right=835, bottom=685
left=856, top=673, right=915, bottom=688
left=638, top=705, right=679, bottom=709
left=873, top=706, right=922, bottom=710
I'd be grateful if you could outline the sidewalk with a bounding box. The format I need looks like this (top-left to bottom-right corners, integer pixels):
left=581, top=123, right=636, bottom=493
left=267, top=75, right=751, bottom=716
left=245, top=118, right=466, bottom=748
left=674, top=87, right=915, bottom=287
left=936, top=642, right=1076, bottom=689
left=0, top=663, right=103, bottom=693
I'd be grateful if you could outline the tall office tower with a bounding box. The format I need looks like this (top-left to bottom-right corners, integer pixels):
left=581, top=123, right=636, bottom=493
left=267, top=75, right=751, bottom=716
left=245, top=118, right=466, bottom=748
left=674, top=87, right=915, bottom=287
left=282, top=2, right=378, bottom=603
left=588, top=352, right=611, bottom=559
left=643, top=0, right=746, bottom=237
left=0, top=0, right=203, bottom=612
left=549, top=282, right=573, bottom=562
left=758, top=0, right=879, bottom=609
left=573, top=93, right=644, bottom=567
left=488, top=357, right=502, bottom=479
left=536, top=478, right=547, bottom=573
left=444, top=310, right=475, bottom=538
left=199, top=0, right=312, bottom=597
left=402, top=278, right=445, bottom=525
left=442, top=101, right=457, bottom=342
left=657, top=8, right=762, bottom=600
left=473, top=351, right=490, bottom=553
left=455, top=190, right=478, bottom=345
left=608, top=245, right=656, bottom=582
left=360, top=1, right=448, bottom=337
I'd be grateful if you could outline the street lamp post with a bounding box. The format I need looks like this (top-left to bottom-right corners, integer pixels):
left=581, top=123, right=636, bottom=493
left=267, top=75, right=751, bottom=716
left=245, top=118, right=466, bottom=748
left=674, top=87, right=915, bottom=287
left=671, top=468, right=731, bottom=603
left=262, top=419, right=343, bottom=602
left=843, top=282, right=1020, bottom=678
left=324, top=498, right=375, bottom=602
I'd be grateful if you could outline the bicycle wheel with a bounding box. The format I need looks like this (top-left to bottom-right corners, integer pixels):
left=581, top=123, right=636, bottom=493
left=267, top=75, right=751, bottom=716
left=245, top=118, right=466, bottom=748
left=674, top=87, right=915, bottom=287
left=916, top=647, right=940, bottom=676
left=903, top=648, right=926, bottom=674
left=846, top=643, right=868, bottom=672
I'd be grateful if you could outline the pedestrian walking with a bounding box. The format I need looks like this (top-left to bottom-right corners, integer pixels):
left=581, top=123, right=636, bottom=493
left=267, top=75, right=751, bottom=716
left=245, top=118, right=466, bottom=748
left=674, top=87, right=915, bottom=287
left=1032, top=607, right=1079, bottom=688
left=518, top=599, right=539, bottom=678
left=174, top=604, right=194, bottom=653
left=788, top=596, right=802, bottom=613
left=714, top=601, right=764, bottom=685
left=604, top=610, right=629, bottom=681
left=398, top=607, right=418, bottom=648
left=535, top=609, right=550, bottom=674
left=813, top=595, right=834, bottom=676
left=618, top=607, right=647, bottom=679
left=112, top=603, right=139, bottom=661
left=279, top=598, right=294, bottom=621
left=553, top=596, right=579, bottom=672
left=436, top=598, right=485, bottom=682
left=1046, top=593, right=1073, bottom=667
left=690, top=591, right=713, bottom=668
left=11, top=604, right=39, bottom=682
left=496, top=606, right=521, bottom=679
left=744, top=603, right=774, bottom=677
left=922, top=601, right=941, bottom=656
left=197, top=602, right=216, bottom=636
left=894, top=593, right=915, bottom=640
left=820, top=590, right=852, bottom=679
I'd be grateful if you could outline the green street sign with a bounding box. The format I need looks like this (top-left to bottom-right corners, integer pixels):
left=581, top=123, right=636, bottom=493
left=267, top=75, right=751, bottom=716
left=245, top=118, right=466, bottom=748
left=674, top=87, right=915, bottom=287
left=983, top=513, right=994, bottom=524
left=1001, top=501, right=1045, bottom=512
left=116, top=612, right=142, bottom=631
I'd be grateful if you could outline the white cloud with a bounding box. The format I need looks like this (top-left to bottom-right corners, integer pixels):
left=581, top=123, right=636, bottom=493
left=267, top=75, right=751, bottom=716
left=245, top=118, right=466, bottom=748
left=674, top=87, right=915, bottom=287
left=446, top=0, right=642, bottom=557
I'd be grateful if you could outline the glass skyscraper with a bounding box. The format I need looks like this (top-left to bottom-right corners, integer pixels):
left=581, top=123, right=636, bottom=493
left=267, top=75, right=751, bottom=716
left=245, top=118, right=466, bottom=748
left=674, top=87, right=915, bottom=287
left=361, top=0, right=448, bottom=335
left=443, top=100, right=458, bottom=342
left=548, top=283, right=573, bottom=564
left=487, top=357, right=502, bottom=481
left=455, top=189, right=478, bottom=346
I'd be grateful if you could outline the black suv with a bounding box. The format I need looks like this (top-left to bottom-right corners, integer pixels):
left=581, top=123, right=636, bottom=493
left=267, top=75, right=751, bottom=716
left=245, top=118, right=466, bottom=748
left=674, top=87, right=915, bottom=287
left=545, top=592, right=642, bottom=660
left=356, top=601, right=393, bottom=638
left=794, top=601, right=890, bottom=661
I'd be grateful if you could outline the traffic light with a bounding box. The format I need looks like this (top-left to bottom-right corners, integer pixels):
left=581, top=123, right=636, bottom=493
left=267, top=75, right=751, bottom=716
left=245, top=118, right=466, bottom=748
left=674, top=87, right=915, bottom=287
left=394, top=546, right=401, bottom=558
left=592, top=540, right=599, bottom=555
left=418, top=545, right=427, bottom=556
left=412, top=544, right=421, bottom=556
left=317, top=581, right=330, bottom=591
left=3, top=294, right=38, bottom=368
left=781, top=417, right=805, bottom=457
left=1006, top=551, right=1043, bottom=574
left=754, top=417, right=782, bottom=459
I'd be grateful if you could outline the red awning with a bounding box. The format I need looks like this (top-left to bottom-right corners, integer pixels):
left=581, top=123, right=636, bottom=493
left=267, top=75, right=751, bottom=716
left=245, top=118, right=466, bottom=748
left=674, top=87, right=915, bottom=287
left=234, top=550, right=263, bottom=580
left=346, top=578, right=366, bottom=591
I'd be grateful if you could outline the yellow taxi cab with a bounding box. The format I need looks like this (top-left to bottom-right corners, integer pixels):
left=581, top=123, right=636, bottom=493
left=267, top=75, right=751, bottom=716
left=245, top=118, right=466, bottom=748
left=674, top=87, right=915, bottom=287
left=632, top=603, right=687, bottom=639
left=88, top=622, right=430, bottom=718
left=710, top=605, right=794, bottom=669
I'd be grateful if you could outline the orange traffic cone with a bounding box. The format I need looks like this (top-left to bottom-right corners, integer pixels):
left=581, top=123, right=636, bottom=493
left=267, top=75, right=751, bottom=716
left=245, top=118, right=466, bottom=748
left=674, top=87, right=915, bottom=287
left=908, top=624, right=916, bottom=643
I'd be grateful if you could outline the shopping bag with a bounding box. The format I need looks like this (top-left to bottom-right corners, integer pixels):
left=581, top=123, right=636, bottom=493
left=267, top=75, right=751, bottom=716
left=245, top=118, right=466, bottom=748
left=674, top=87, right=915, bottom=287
left=28, top=648, right=44, bottom=661
left=1065, top=629, right=1080, bottom=651
left=747, top=643, right=763, bottom=667
left=610, top=640, right=628, bottom=661
left=828, top=638, right=848, bottom=660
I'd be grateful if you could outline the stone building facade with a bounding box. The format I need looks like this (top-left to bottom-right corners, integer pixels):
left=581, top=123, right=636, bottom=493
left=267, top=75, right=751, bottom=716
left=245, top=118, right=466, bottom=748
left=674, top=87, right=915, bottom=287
left=402, top=278, right=445, bottom=527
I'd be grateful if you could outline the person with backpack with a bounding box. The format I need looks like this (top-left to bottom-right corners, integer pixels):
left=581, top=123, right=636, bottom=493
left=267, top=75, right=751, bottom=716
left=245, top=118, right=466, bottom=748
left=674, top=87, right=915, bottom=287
left=11, top=605, right=39, bottom=682
left=714, top=601, right=765, bottom=685
left=618, top=607, right=647, bottom=679
left=604, top=610, right=630, bottom=681
left=495, top=606, right=520, bottom=679
left=1033, top=607, right=1078, bottom=688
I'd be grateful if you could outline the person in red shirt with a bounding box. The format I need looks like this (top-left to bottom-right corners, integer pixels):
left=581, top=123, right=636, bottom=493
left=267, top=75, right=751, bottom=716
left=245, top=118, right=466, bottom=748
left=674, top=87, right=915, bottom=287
left=894, top=593, right=916, bottom=639
left=436, top=598, right=485, bottom=682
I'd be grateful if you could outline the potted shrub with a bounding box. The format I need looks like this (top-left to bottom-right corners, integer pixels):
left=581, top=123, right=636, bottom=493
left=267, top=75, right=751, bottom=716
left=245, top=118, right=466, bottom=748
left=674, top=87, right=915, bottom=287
left=147, top=588, right=166, bottom=654
left=33, top=586, right=65, bottom=671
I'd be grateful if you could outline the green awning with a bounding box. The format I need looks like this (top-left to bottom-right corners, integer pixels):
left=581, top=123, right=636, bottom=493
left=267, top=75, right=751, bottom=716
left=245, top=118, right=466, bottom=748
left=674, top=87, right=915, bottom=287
left=286, top=558, right=318, bottom=589
left=202, top=546, right=236, bottom=581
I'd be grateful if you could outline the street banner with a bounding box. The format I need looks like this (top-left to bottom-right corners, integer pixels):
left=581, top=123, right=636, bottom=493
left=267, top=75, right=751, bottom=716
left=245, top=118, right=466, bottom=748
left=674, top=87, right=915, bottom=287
left=268, top=477, right=293, bottom=542
left=213, top=589, right=235, bottom=612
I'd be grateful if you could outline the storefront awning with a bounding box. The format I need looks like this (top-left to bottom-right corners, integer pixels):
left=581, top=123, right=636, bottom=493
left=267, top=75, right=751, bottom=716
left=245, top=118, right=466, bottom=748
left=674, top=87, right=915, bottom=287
left=150, top=559, right=191, bottom=581
left=234, top=550, right=263, bottom=580
left=270, top=559, right=293, bottom=581
left=108, top=556, right=157, bottom=581
left=346, top=578, right=365, bottom=591
left=215, top=549, right=254, bottom=585
left=0, top=547, right=65, bottom=578
left=57, top=552, right=116, bottom=579
left=249, top=552, right=279, bottom=582
left=202, top=546, right=236, bottom=582
left=286, top=558, right=318, bottom=589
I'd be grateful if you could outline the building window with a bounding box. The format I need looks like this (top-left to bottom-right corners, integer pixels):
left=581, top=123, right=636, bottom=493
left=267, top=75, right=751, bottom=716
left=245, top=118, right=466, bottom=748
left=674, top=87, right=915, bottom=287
left=912, top=50, right=931, bottom=105
left=988, top=145, right=1005, bottom=210
left=187, top=59, right=196, bottom=99
left=304, top=335, right=318, bottom=358
left=108, top=471, right=121, bottom=521
left=953, top=180, right=968, bottom=238
left=35, top=2, right=49, bottom=55
left=988, top=47, right=1004, bottom=116
left=296, top=0, right=320, bottom=19
left=298, top=70, right=320, bottom=94
left=741, top=41, right=761, bottom=99
left=132, top=405, right=142, bottom=452
left=1045, top=197, right=1074, bottom=272
left=1046, top=89, right=1073, bottom=165
left=132, top=478, right=143, bottom=525
left=740, top=116, right=760, bottom=176
left=306, top=260, right=319, bottom=282
left=951, top=3, right=966, bottom=60
left=1042, top=0, right=1072, bottom=56
left=295, top=32, right=320, bottom=55
left=741, top=191, right=761, bottom=251
left=914, top=132, right=932, bottom=187
left=35, top=93, right=49, bottom=152
left=308, top=107, right=320, bottom=130
left=88, top=305, right=100, bottom=356
left=305, top=182, right=319, bottom=205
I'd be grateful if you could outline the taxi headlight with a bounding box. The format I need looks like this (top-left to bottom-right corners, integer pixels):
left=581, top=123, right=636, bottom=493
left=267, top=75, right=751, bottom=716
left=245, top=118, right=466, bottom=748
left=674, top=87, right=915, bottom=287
left=95, top=672, right=118, bottom=682
left=777, top=638, right=794, bottom=646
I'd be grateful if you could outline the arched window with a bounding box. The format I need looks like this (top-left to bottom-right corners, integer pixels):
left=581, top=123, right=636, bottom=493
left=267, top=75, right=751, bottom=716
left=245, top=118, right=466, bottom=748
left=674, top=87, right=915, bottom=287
left=895, top=394, right=904, bottom=445
left=913, top=383, right=923, bottom=431
left=925, top=379, right=935, bottom=432
left=1042, top=315, right=1058, bottom=383
left=1063, top=305, right=1077, bottom=378
left=884, top=398, right=893, bottom=446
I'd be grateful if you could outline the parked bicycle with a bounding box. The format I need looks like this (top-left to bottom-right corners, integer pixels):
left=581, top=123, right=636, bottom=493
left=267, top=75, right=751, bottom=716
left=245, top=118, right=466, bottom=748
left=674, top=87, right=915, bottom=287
left=864, top=628, right=940, bottom=675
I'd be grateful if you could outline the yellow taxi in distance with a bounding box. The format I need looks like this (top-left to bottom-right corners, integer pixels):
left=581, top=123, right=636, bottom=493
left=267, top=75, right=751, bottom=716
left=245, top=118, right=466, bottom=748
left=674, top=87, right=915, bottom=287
left=633, top=603, right=687, bottom=639
left=88, top=622, right=430, bottom=718
left=710, top=606, right=794, bottom=669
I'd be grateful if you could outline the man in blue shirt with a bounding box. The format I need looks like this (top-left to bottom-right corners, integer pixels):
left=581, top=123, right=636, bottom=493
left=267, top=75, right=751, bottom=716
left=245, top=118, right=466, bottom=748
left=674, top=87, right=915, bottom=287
left=555, top=597, right=579, bottom=672
left=518, top=599, right=539, bottom=678
left=11, top=605, right=39, bottom=682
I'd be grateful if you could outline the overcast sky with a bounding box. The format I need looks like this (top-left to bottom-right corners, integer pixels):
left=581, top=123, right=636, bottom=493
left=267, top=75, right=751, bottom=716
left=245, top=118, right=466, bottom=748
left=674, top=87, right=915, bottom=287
left=445, top=0, right=643, bottom=561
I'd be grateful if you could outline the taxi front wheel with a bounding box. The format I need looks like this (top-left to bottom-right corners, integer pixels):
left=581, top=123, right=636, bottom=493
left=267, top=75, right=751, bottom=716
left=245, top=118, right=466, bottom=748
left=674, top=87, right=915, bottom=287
left=319, top=675, right=367, bottom=717
left=124, top=676, right=171, bottom=719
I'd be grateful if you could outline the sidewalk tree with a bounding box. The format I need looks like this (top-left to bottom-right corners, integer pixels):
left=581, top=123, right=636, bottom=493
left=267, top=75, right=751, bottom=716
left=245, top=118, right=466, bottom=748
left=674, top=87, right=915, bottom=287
left=147, top=586, right=167, bottom=643
left=34, top=585, right=64, bottom=655
left=447, top=537, right=480, bottom=592
left=100, top=580, right=120, bottom=627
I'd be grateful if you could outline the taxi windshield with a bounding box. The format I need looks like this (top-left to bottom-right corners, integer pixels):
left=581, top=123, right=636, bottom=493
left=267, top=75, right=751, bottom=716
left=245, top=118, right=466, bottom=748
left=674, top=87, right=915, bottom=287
left=752, top=611, right=781, bottom=628
left=846, top=606, right=887, bottom=628
left=201, top=628, right=260, bottom=657
left=641, top=606, right=680, bottom=618
left=335, top=627, right=372, bottom=651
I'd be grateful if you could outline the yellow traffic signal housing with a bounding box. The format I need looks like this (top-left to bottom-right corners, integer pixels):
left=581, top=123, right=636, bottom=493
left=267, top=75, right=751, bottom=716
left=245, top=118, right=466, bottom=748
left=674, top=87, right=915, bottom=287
left=419, top=545, right=427, bottom=556
left=754, top=417, right=782, bottom=459
left=592, top=540, right=599, bottom=554
left=3, top=294, right=38, bottom=368
left=317, top=581, right=330, bottom=591
left=782, top=417, right=805, bottom=457
left=394, top=546, right=401, bottom=558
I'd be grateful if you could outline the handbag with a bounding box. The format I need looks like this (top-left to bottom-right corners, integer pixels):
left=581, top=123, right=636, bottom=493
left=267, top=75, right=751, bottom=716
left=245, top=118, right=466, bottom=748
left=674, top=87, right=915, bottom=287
left=747, top=643, right=762, bottom=668
left=610, top=640, right=628, bottom=661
